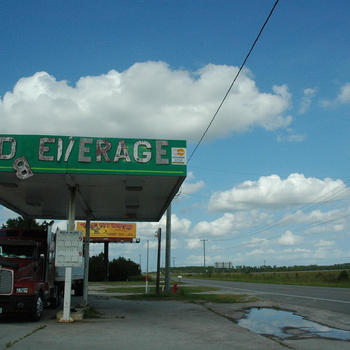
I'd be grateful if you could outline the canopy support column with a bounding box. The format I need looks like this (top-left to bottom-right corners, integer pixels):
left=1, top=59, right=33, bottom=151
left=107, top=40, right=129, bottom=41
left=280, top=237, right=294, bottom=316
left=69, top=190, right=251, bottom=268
left=83, top=214, right=92, bottom=306
left=59, top=186, right=76, bottom=323
left=165, top=203, right=171, bottom=293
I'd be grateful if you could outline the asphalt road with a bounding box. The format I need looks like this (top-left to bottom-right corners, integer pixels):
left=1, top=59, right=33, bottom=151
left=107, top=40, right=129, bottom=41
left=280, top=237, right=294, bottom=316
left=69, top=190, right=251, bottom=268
left=181, top=278, right=350, bottom=315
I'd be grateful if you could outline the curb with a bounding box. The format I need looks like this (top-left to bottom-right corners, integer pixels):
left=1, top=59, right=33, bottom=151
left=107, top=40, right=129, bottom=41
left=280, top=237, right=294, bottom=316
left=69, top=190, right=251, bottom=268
left=56, top=308, right=84, bottom=321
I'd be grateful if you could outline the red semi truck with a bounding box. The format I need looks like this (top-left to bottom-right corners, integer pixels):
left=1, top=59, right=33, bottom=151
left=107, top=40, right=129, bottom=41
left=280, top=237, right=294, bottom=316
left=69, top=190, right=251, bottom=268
left=0, top=223, right=62, bottom=321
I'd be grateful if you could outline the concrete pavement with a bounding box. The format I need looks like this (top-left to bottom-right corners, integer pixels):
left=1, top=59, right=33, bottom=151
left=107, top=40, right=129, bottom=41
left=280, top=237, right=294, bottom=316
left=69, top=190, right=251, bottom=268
left=1, top=288, right=349, bottom=350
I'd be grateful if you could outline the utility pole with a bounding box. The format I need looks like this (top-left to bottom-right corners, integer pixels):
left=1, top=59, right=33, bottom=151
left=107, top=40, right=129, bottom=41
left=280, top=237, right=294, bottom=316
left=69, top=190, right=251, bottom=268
left=145, top=240, right=149, bottom=294
left=165, top=204, right=171, bottom=293
left=200, top=239, right=208, bottom=273
left=155, top=228, right=162, bottom=296
left=83, top=214, right=92, bottom=306
left=103, top=242, right=109, bottom=281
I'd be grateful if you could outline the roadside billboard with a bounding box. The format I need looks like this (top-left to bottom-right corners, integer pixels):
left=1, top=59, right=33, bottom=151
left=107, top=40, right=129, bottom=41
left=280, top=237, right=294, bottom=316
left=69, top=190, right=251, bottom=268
left=76, top=222, right=136, bottom=242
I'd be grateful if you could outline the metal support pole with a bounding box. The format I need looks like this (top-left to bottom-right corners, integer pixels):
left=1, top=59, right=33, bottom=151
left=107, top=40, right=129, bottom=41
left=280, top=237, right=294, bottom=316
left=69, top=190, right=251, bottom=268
left=200, top=239, right=208, bottom=274
left=83, top=215, right=91, bottom=306
left=145, top=240, right=149, bottom=294
left=155, top=228, right=161, bottom=296
left=104, top=242, right=109, bottom=281
left=165, top=204, right=171, bottom=293
left=59, top=187, right=76, bottom=323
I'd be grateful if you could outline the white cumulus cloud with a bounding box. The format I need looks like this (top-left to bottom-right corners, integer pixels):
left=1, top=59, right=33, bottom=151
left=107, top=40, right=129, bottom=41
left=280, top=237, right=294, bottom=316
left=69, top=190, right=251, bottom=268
left=316, top=239, right=336, bottom=247
left=137, top=213, right=191, bottom=238
left=278, top=230, right=303, bottom=246
left=0, top=62, right=292, bottom=142
left=336, top=82, right=350, bottom=104
left=185, top=239, right=202, bottom=250
left=321, top=82, right=350, bottom=106
left=208, top=173, right=347, bottom=211
left=299, top=87, right=317, bottom=114
left=191, top=213, right=236, bottom=237
left=181, top=172, right=205, bottom=195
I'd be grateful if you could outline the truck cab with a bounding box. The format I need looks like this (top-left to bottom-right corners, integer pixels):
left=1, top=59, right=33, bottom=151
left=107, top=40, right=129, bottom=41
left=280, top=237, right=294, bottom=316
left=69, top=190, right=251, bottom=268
left=0, top=225, right=59, bottom=321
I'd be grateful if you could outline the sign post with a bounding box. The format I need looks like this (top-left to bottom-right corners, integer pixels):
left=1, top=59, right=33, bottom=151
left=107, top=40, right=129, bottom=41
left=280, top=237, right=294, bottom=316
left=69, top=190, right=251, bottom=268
left=55, top=230, right=83, bottom=322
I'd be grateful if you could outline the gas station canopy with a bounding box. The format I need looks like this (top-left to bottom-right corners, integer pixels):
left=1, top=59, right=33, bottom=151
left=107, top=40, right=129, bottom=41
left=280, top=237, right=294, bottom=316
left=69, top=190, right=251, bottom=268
left=0, top=135, right=187, bottom=222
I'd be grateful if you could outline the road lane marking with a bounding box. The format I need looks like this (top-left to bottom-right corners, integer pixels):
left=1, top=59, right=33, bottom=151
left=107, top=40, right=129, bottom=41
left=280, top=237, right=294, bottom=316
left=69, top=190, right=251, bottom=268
left=186, top=280, right=350, bottom=305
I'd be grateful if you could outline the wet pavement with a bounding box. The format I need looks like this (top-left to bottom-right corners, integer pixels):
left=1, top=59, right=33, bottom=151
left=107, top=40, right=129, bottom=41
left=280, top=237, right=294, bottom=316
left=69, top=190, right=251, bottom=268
left=238, top=307, right=350, bottom=341
left=207, top=298, right=350, bottom=349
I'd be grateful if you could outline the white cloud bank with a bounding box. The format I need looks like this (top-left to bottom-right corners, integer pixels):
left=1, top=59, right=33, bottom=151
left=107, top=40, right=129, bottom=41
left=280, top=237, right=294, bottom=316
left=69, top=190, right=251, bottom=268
left=181, top=172, right=205, bottom=195
left=321, top=82, right=350, bottom=106
left=278, top=230, right=303, bottom=246
left=299, top=87, right=317, bottom=114
left=190, top=211, right=271, bottom=238
left=0, top=62, right=292, bottom=142
left=208, top=173, right=347, bottom=211
left=336, top=82, right=350, bottom=104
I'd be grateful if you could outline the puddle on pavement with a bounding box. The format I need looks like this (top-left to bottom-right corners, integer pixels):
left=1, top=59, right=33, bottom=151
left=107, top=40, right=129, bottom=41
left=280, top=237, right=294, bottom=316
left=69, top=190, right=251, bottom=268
left=238, top=308, right=350, bottom=341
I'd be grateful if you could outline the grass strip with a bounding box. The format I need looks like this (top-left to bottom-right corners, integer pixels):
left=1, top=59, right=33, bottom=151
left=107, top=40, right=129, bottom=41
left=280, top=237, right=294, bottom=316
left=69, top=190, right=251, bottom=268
left=83, top=306, right=102, bottom=319
left=186, top=270, right=350, bottom=288
left=108, top=285, right=259, bottom=304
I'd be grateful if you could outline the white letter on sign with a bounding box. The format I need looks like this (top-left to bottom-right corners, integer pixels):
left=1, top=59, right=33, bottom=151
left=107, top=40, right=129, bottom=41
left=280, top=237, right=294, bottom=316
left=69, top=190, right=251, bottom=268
left=114, top=140, right=131, bottom=163
left=133, top=141, right=151, bottom=163
left=96, top=139, right=112, bottom=162
left=156, top=140, right=169, bottom=165
left=13, top=156, right=33, bottom=179
left=38, top=138, right=55, bottom=161
left=0, top=137, right=16, bottom=160
left=79, top=138, right=93, bottom=163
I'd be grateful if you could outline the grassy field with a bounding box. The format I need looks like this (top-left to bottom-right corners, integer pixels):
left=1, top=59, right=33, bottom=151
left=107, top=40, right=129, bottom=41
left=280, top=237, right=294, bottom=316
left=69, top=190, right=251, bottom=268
left=86, top=270, right=348, bottom=308
left=183, top=270, right=350, bottom=288
left=90, top=269, right=350, bottom=290
left=88, top=281, right=259, bottom=303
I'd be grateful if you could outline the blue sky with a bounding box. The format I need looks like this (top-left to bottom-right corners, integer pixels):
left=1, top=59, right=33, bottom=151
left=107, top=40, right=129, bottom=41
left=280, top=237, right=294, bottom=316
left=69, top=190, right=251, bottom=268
left=1, top=1, right=350, bottom=271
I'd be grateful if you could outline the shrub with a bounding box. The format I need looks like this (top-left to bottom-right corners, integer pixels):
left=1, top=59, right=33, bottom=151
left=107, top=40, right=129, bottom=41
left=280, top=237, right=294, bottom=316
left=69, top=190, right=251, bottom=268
left=338, top=270, right=349, bottom=282
left=109, top=257, right=141, bottom=281
left=89, top=254, right=142, bottom=281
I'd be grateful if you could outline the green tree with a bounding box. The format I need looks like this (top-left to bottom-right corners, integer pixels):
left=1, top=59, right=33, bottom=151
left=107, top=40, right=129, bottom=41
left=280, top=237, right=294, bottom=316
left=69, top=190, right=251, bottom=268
left=338, top=270, right=349, bottom=282
left=88, top=254, right=141, bottom=281
left=89, top=252, right=105, bottom=281
left=109, top=257, right=141, bottom=281
left=2, top=216, right=48, bottom=229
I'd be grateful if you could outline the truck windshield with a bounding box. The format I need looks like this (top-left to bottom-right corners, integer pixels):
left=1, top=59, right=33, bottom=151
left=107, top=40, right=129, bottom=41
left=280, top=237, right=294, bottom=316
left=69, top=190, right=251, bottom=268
left=0, top=244, right=36, bottom=259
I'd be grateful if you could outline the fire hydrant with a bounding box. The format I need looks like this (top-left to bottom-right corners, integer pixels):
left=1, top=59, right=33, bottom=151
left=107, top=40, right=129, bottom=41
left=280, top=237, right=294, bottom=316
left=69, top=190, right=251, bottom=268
left=172, top=282, right=178, bottom=294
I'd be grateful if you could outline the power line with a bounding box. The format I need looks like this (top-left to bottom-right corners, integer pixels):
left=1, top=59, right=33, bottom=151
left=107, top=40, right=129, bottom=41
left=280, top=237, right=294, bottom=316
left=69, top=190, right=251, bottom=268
left=188, top=0, right=280, bottom=163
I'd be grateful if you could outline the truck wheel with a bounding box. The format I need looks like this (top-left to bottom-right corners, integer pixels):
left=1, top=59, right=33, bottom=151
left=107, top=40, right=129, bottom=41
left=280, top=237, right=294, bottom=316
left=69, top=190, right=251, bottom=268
left=30, top=294, right=44, bottom=321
